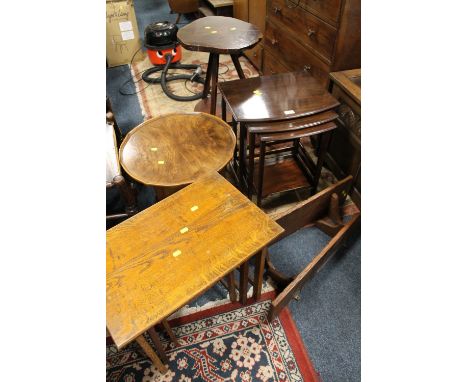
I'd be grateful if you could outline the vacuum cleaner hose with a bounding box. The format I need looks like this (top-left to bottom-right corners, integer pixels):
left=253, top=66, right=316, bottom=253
left=142, top=54, right=205, bottom=102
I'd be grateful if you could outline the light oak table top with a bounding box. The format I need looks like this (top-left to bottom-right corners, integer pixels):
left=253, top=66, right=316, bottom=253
left=119, top=112, right=236, bottom=188
left=106, top=172, right=284, bottom=349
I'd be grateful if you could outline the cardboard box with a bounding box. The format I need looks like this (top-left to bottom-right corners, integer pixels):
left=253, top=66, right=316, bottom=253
left=106, top=0, right=144, bottom=67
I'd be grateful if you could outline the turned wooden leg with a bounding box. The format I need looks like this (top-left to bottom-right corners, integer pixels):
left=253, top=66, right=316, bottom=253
left=253, top=248, right=267, bottom=300
left=135, top=335, right=167, bottom=374
left=239, top=262, right=249, bottom=305
left=175, top=13, right=181, bottom=24
left=162, top=319, right=179, bottom=347
left=148, top=327, right=169, bottom=364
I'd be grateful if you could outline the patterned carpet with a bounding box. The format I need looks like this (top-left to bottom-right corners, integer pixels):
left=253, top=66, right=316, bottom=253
left=106, top=293, right=320, bottom=382
left=130, top=48, right=258, bottom=120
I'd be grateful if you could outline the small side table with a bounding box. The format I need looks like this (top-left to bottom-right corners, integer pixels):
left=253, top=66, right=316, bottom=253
left=119, top=112, right=236, bottom=201
left=218, top=71, right=340, bottom=193
left=177, top=16, right=262, bottom=115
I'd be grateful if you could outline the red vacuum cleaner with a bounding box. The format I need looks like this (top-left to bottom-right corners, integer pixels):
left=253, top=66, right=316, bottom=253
left=142, top=21, right=204, bottom=101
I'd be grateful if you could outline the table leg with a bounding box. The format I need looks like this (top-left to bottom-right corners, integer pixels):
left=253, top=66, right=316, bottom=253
left=202, top=53, right=214, bottom=99
left=253, top=248, right=267, bottom=300
left=257, top=142, right=266, bottom=208
left=162, top=319, right=179, bottom=347
left=231, top=54, right=246, bottom=79
left=148, top=327, right=169, bottom=364
left=154, top=185, right=184, bottom=202
left=247, top=130, right=255, bottom=199
left=135, top=335, right=167, bottom=374
left=227, top=271, right=237, bottom=302
left=239, top=122, right=247, bottom=191
left=210, top=53, right=220, bottom=115
left=232, top=120, right=239, bottom=173
left=239, top=262, right=249, bottom=305
left=312, top=131, right=332, bottom=193
left=221, top=97, right=226, bottom=122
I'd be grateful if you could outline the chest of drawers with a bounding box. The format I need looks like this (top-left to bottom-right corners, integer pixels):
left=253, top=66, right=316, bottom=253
left=237, top=0, right=360, bottom=87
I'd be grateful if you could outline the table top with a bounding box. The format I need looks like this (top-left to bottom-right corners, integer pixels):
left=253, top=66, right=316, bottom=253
left=119, top=112, right=236, bottom=187
left=330, top=69, right=361, bottom=105
left=218, top=71, right=340, bottom=122
left=177, top=16, right=262, bottom=54
left=106, top=172, right=284, bottom=349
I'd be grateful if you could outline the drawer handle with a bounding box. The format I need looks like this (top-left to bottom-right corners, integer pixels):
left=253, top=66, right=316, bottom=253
left=273, top=6, right=282, bottom=14
left=307, top=29, right=316, bottom=38
left=303, top=65, right=311, bottom=72
left=271, top=38, right=279, bottom=46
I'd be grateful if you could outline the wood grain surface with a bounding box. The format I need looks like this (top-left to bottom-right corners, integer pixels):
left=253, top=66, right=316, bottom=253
left=218, top=71, right=339, bottom=122
left=106, top=172, right=284, bottom=349
left=119, top=112, right=236, bottom=187
left=329, top=69, right=361, bottom=104
left=177, top=16, right=262, bottom=54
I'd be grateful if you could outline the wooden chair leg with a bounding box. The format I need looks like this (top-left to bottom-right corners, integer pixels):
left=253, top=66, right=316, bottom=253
left=253, top=248, right=267, bottom=300
left=135, top=335, right=167, bottom=374
left=239, top=262, right=249, bottom=304
left=175, top=13, right=181, bottom=24
left=162, top=319, right=179, bottom=347
left=147, top=327, right=169, bottom=364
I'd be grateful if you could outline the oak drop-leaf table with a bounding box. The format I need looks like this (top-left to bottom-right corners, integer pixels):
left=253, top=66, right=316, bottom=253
left=106, top=172, right=284, bottom=373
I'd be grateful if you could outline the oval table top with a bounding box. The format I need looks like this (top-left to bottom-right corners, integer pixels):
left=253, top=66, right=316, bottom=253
left=119, top=113, right=236, bottom=188
left=177, top=16, right=262, bottom=54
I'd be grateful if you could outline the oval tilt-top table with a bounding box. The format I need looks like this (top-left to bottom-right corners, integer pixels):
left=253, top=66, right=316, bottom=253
left=177, top=16, right=262, bottom=115
left=119, top=112, right=236, bottom=201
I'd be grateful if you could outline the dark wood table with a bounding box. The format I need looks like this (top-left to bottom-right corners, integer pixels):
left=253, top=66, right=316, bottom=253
left=177, top=16, right=262, bottom=115
left=119, top=112, right=236, bottom=200
left=107, top=172, right=284, bottom=372
left=218, top=71, right=339, bottom=191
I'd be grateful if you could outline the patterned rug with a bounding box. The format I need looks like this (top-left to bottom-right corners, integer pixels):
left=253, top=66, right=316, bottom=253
left=130, top=48, right=258, bottom=120
left=106, top=292, right=320, bottom=382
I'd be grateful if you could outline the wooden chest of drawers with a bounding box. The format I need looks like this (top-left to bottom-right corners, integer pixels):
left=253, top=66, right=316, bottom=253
left=262, top=0, right=360, bottom=86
